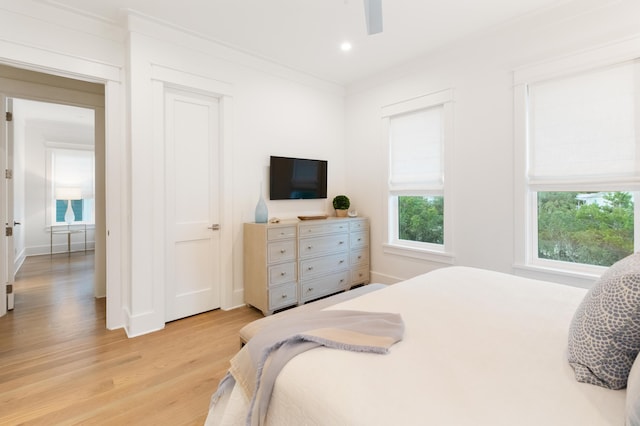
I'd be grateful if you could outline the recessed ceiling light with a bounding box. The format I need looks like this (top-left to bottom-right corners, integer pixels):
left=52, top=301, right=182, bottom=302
left=340, top=41, right=352, bottom=52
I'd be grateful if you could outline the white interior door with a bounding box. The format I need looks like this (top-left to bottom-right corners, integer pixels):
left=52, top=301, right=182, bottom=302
left=0, top=95, right=14, bottom=315
left=5, top=97, right=14, bottom=310
left=0, top=95, right=6, bottom=315
left=164, top=89, right=221, bottom=322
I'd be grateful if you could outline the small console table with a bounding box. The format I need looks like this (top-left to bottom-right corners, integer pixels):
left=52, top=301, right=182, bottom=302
left=50, top=224, right=87, bottom=255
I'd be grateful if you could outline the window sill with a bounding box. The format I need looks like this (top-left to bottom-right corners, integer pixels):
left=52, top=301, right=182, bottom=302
left=383, top=243, right=454, bottom=264
left=512, top=262, right=603, bottom=289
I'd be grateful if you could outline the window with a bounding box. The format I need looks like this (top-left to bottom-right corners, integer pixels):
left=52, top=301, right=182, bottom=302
left=49, top=147, right=95, bottom=225
left=517, top=56, right=640, bottom=274
left=382, top=90, right=453, bottom=261
left=56, top=199, right=84, bottom=222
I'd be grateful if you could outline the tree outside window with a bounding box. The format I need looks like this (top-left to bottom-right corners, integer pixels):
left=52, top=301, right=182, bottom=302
left=538, top=192, right=634, bottom=267
left=398, top=196, right=444, bottom=244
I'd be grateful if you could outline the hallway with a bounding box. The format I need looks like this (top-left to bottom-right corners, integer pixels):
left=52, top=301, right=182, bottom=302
left=9, top=252, right=101, bottom=346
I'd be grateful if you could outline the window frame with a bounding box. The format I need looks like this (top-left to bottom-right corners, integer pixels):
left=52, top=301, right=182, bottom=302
left=381, top=89, right=454, bottom=263
left=45, top=142, right=96, bottom=226
left=514, top=37, right=640, bottom=281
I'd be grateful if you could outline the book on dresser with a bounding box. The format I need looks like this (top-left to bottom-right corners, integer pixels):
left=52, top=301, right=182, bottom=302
left=243, top=217, right=370, bottom=315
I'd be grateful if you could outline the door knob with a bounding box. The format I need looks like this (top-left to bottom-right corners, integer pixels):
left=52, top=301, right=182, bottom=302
left=13, top=221, right=21, bottom=226
left=207, top=224, right=220, bottom=230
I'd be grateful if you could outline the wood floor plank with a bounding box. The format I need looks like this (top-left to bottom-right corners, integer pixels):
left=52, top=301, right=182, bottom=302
left=0, top=252, right=262, bottom=424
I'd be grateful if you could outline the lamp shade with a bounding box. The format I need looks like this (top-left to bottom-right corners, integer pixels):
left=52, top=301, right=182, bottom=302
left=55, top=187, right=82, bottom=200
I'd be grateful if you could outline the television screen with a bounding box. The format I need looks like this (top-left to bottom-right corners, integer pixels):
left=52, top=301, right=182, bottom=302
left=270, top=156, right=327, bottom=200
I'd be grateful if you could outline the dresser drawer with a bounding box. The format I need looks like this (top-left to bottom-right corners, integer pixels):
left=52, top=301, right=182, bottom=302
left=267, top=240, right=296, bottom=263
left=350, top=247, right=369, bottom=267
left=299, top=222, right=349, bottom=236
left=268, top=262, right=296, bottom=286
left=349, top=219, right=369, bottom=232
left=352, top=267, right=370, bottom=285
left=300, top=270, right=350, bottom=303
left=269, top=282, right=297, bottom=311
left=267, top=226, right=296, bottom=241
left=350, top=231, right=368, bottom=249
left=299, top=234, right=348, bottom=258
left=299, top=252, right=349, bottom=280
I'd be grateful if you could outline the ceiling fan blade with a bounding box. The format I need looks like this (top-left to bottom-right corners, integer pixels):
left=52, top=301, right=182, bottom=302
left=363, top=0, right=383, bottom=35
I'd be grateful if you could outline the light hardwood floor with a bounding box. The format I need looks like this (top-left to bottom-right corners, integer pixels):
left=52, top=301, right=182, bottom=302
left=0, top=252, right=262, bottom=425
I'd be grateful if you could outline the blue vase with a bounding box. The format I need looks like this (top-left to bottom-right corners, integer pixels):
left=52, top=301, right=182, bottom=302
left=255, top=190, right=268, bottom=223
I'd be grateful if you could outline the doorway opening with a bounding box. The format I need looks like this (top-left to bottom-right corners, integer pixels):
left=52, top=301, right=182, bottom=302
left=0, top=64, right=106, bottom=325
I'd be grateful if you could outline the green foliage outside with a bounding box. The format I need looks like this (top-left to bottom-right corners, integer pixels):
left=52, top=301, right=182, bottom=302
left=398, top=196, right=444, bottom=244
left=538, top=192, right=634, bottom=267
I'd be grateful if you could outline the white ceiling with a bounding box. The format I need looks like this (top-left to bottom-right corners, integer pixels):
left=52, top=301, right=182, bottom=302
left=40, top=0, right=577, bottom=85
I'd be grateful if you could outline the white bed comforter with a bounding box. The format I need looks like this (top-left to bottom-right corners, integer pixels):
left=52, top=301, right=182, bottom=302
left=207, top=266, right=625, bottom=426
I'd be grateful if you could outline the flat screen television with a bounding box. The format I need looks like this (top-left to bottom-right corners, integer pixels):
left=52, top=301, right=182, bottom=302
left=270, top=156, right=328, bottom=200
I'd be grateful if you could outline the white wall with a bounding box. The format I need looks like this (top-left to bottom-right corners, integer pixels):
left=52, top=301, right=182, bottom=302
left=344, top=0, right=640, bottom=285
left=123, top=16, right=346, bottom=335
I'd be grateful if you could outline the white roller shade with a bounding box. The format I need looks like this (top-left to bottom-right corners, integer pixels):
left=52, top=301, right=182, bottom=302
left=53, top=149, right=95, bottom=199
left=528, top=60, right=640, bottom=189
left=389, top=105, right=443, bottom=193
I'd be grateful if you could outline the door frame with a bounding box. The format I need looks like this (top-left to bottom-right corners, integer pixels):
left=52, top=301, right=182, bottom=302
left=149, top=70, right=234, bottom=328
left=0, top=60, right=124, bottom=330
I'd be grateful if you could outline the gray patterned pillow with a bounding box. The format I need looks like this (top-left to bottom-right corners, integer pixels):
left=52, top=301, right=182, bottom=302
left=568, top=252, right=640, bottom=390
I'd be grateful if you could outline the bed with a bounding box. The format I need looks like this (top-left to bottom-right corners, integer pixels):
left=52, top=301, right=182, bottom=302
left=207, top=265, right=640, bottom=425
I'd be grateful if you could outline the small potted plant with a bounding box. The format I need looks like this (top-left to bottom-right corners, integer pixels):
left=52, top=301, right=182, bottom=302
left=332, top=195, right=350, bottom=217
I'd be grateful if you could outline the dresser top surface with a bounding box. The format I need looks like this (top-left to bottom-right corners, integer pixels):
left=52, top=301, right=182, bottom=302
left=246, top=216, right=367, bottom=227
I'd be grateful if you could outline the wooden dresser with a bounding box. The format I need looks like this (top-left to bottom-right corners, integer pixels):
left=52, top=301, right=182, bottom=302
left=243, top=217, right=370, bottom=315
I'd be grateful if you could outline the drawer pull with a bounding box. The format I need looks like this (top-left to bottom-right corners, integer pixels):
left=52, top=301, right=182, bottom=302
left=339, top=260, right=344, bottom=264
left=307, top=287, right=314, bottom=292
left=339, top=241, right=344, bottom=245
left=280, top=272, right=287, bottom=276
left=307, top=266, right=313, bottom=271
left=358, top=255, right=362, bottom=260
left=280, top=249, right=286, bottom=254
left=339, top=279, right=344, bottom=283
left=307, top=245, right=313, bottom=250
left=281, top=294, right=287, bottom=299
left=357, top=238, right=362, bottom=242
